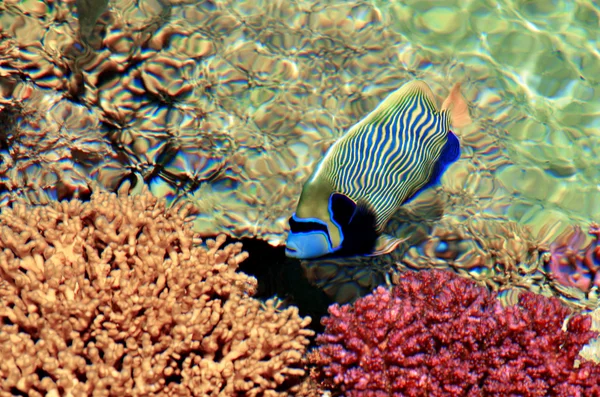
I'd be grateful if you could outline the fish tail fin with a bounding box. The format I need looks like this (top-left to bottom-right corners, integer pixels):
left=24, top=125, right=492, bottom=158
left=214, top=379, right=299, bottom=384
left=441, top=83, right=472, bottom=129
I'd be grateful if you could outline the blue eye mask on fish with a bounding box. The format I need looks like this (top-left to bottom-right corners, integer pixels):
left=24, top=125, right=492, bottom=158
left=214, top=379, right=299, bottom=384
left=285, top=80, right=472, bottom=259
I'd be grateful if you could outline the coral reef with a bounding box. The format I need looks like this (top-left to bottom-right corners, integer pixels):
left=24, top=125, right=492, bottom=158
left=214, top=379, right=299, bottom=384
left=0, top=187, right=313, bottom=396
left=310, top=269, right=600, bottom=397
left=0, top=3, right=599, bottom=396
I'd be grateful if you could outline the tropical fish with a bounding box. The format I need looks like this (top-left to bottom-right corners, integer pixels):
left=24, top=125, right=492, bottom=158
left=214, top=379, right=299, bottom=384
left=285, top=80, right=471, bottom=259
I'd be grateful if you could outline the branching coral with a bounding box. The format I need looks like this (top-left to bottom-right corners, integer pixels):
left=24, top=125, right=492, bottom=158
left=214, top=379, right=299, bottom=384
left=310, top=269, right=600, bottom=397
left=0, top=187, right=313, bottom=396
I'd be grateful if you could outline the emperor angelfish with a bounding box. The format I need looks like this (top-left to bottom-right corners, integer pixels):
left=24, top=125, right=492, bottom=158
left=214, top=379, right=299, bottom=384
left=285, top=80, right=472, bottom=259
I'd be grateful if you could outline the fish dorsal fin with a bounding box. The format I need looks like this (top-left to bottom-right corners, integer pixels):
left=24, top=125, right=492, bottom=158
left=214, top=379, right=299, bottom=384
left=357, top=80, right=439, bottom=127
left=441, top=83, right=472, bottom=129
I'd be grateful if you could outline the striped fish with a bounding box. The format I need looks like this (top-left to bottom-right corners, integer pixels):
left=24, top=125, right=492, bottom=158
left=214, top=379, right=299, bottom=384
left=285, top=80, right=471, bottom=259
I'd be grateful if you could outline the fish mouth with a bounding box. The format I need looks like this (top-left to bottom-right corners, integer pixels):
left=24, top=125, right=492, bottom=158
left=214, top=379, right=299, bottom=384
left=285, top=245, right=298, bottom=258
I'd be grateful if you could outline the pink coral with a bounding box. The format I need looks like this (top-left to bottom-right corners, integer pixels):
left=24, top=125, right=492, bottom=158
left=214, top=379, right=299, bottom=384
left=546, top=223, right=600, bottom=293
left=310, top=270, right=600, bottom=397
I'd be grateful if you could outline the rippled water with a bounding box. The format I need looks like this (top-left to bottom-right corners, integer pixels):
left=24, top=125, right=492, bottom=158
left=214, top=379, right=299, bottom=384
left=368, top=0, right=600, bottom=238
left=0, top=0, right=599, bottom=303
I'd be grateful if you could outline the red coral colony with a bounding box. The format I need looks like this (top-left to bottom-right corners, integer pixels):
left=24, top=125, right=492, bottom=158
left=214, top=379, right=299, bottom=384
left=309, top=270, right=600, bottom=397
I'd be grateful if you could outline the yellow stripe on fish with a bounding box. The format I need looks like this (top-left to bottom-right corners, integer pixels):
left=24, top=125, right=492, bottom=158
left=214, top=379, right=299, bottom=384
left=286, top=80, right=471, bottom=259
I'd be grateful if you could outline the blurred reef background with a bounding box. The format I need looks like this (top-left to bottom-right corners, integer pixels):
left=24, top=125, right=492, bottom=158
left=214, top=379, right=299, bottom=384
left=1, top=0, right=600, bottom=394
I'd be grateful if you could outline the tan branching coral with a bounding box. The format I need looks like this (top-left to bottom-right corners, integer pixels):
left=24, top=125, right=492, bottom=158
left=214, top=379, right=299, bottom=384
left=0, top=187, right=313, bottom=396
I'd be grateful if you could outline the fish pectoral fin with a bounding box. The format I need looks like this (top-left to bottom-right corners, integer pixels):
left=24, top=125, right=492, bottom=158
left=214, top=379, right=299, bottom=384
left=441, top=83, right=472, bottom=129
left=367, top=234, right=407, bottom=256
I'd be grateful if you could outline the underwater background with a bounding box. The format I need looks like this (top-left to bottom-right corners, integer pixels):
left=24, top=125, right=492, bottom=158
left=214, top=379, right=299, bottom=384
left=1, top=0, right=600, bottom=395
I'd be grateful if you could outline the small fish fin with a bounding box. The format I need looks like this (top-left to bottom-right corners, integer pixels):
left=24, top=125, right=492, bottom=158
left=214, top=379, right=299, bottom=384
left=403, top=131, right=460, bottom=203
left=441, top=83, right=471, bottom=129
left=367, top=234, right=407, bottom=256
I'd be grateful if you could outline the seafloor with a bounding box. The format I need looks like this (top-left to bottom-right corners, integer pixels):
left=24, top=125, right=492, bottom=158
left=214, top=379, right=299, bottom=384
left=0, top=0, right=600, bottom=395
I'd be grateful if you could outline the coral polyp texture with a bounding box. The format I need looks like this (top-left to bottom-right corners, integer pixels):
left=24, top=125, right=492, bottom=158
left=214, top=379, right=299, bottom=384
left=1, top=0, right=600, bottom=246
left=310, top=270, right=600, bottom=397
left=0, top=188, right=313, bottom=396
